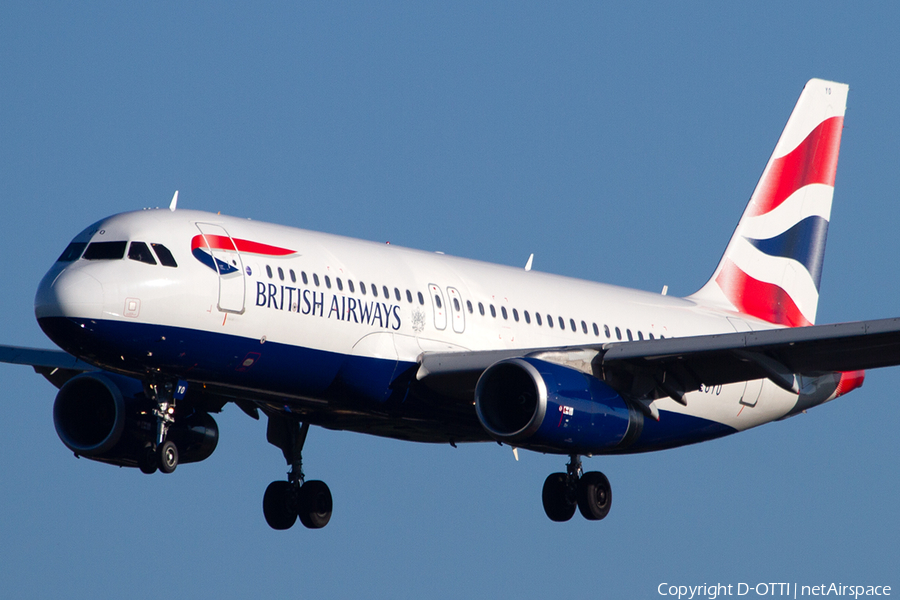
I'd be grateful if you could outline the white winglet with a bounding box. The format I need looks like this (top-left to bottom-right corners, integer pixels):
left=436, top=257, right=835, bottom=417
left=524, top=254, right=533, bottom=272
left=512, top=447, right=519, bottom=461
left=169, top=190, right=179, bottom=212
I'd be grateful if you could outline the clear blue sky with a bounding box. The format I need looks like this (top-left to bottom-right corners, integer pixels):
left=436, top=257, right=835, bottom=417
left=2, top=3, right=898, bottom=598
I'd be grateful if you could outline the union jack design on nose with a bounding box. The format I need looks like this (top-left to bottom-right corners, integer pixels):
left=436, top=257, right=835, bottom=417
left=691, top=79, right=848, bottom=327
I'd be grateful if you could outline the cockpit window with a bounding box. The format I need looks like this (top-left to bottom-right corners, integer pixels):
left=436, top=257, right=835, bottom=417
left=151, top=244, right=178, bottom=268
left=128, top=242, right=157, bottom=265
left=83, top=241, right=127, bottom=260
left=57, top=242, right=87, bottom=262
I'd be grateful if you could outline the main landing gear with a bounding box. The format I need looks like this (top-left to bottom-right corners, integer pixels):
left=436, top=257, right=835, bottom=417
left=542, top=455, right=611, bottom=522
left=138, top=381, right=180, bottom=475
left=262, top=417, right=333, bottom=530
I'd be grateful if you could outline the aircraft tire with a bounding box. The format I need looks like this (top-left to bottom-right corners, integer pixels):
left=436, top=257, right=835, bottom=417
left=138, top=445, right=158, bottom=475
left=577, top=471, right=611, bottom=521
left=263, top=481, right=297, bottom=530
left=542, top=473, right=576, bottom=522
left=298, top=480, right=332, bottom=529
left=157, top=440, right=178, bottom=474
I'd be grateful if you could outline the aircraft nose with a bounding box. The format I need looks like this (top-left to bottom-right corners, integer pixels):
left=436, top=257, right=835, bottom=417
left=34, top=266, right=104, bottom=320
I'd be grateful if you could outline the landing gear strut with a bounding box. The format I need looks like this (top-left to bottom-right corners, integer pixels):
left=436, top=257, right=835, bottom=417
left=139, top=380, right=180, bottom=475
left=262, top=417, right=333, bottom=530
left=541, top=455, right=611, bottom=522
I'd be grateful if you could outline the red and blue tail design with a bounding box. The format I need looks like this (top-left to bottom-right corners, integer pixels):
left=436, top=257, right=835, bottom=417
left=690, top=79, right=849, bottom=327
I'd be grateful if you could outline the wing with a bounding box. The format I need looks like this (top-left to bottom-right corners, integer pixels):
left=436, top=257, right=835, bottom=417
left=415, top=317, right=900, bottom=402
left=0, top=345, right=97, bottom=388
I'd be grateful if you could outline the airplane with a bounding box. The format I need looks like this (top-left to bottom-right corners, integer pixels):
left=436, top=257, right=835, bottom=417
left=4, top=77, right=900, bottom=530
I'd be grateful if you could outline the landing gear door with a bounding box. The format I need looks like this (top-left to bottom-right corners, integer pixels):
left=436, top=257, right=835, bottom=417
left=195, top=223, right=246, bottom=314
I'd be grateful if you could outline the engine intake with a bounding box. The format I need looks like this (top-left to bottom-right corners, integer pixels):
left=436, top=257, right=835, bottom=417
left=475, top=358, right=642, bottom=454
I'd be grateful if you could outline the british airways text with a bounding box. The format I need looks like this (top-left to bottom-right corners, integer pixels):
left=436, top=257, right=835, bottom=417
left=255, top=282, right=402, bottom=330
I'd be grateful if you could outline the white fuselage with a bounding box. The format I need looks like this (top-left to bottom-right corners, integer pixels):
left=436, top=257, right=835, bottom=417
left=36, top=208, right=833, bottom=447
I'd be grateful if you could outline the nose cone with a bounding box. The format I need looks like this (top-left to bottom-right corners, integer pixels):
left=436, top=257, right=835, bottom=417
left=34, top=266, right=103, bottom=320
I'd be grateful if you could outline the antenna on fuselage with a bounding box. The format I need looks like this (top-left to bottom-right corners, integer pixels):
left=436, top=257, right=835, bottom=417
left=169, top=190, right=179, bottom=211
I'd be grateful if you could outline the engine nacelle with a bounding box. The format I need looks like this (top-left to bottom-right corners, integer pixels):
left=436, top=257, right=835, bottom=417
left=474, top=358, right=642, bottom=454
left=53, top=372, right=218, bottom=468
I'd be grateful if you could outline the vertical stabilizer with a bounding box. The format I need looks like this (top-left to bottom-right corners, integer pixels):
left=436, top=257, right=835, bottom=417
left=689, top=79, right=848, bottom=327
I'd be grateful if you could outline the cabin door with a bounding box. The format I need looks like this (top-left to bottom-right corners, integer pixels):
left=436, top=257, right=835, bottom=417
left=195, top=223, right=246, bottom=314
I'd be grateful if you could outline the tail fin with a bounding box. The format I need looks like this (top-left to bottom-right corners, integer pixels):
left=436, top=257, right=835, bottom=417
left=689, top=78, right=849, bottom=327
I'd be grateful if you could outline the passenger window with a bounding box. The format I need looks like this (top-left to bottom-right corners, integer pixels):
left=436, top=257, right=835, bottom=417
left=313, top=273, right=320, bottom=286
left=372, top=284, right=378, bottom=297
left=349, top=280, right=355, bottom=293
left=383, top=286, right=389, bottom=298
left=604, top=325, right=611, bottom=338
left=513, top=308, right=519, bottom=322
left=302, top=272, right=309, bottom=285
left=407, top=290, right=413, bottom=303
left=278, top=267, right=285, bottom=281
left=418, top=291, right=424, bottom=305
left=360, top=281, right=366, bottom=295
left=151, top=244, right=178, bottom=268
left=466, top=300, right=473, bottom=313
left=266, top=266, right=273, bottom=278
left=615, top=327, right=622, bottom=340
left=290, top=270, right=296, bottom=283
left=524, top=311, right=531, bottom=324
left=581, top=320, right=588, bottom=334
left=569, top=318, right=576, bottom=332
left=325, top=276, right=331, bottom=289
left=57, top=242, right=87, bottom=262
left=638, top=331, right=644, bottom=340
left=536, top=313, right=542, bottom=326
left=394, top=288, right=401, bottom=301
left=128, top=242, right=157, bottom=265
left=478, top=302, right=485, bottom=316
left=501, top=306, right=508, bottom=320
left=490, top=305, right=496, bottom=318
left=558, top=316, right=565, bottom=329
left=337, top=278, right=343, bottom=291
left=453, top=298, right=460, bottom=312
left=434, top=294, right=442, bottom=309
left=593, top=323, right=599, bottom=336
left=548, top=315, right=554, bottom=328
left=83, top=241, right=127, bottom=260
left=649, top=333, right=655, bottom=340
left=627, top=329, right=633, bottom=341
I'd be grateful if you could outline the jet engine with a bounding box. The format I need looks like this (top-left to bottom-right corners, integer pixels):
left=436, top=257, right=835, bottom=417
left=53, top=372, right=218, bottom=468
left=474, top=358, right=643, bottom=454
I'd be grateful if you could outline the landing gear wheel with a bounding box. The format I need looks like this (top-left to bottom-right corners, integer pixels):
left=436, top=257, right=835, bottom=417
left=542, top=473, right=576, bottom=522
left=263, top=481, right=298, bottom=530
left=138, top=445, right=158, bottom=475
left=157, top=440, right=179, bottom=474
left=298, top=480, right=332, bottom=529
left=577, top=471, right=611, bottom=521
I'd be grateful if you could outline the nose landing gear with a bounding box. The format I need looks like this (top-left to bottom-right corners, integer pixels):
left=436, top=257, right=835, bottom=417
left=138, top=380, right=181, bottom=475
left=541, top=455, right=611, bottom=522
left=262, top=417, right=333, bottom=530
